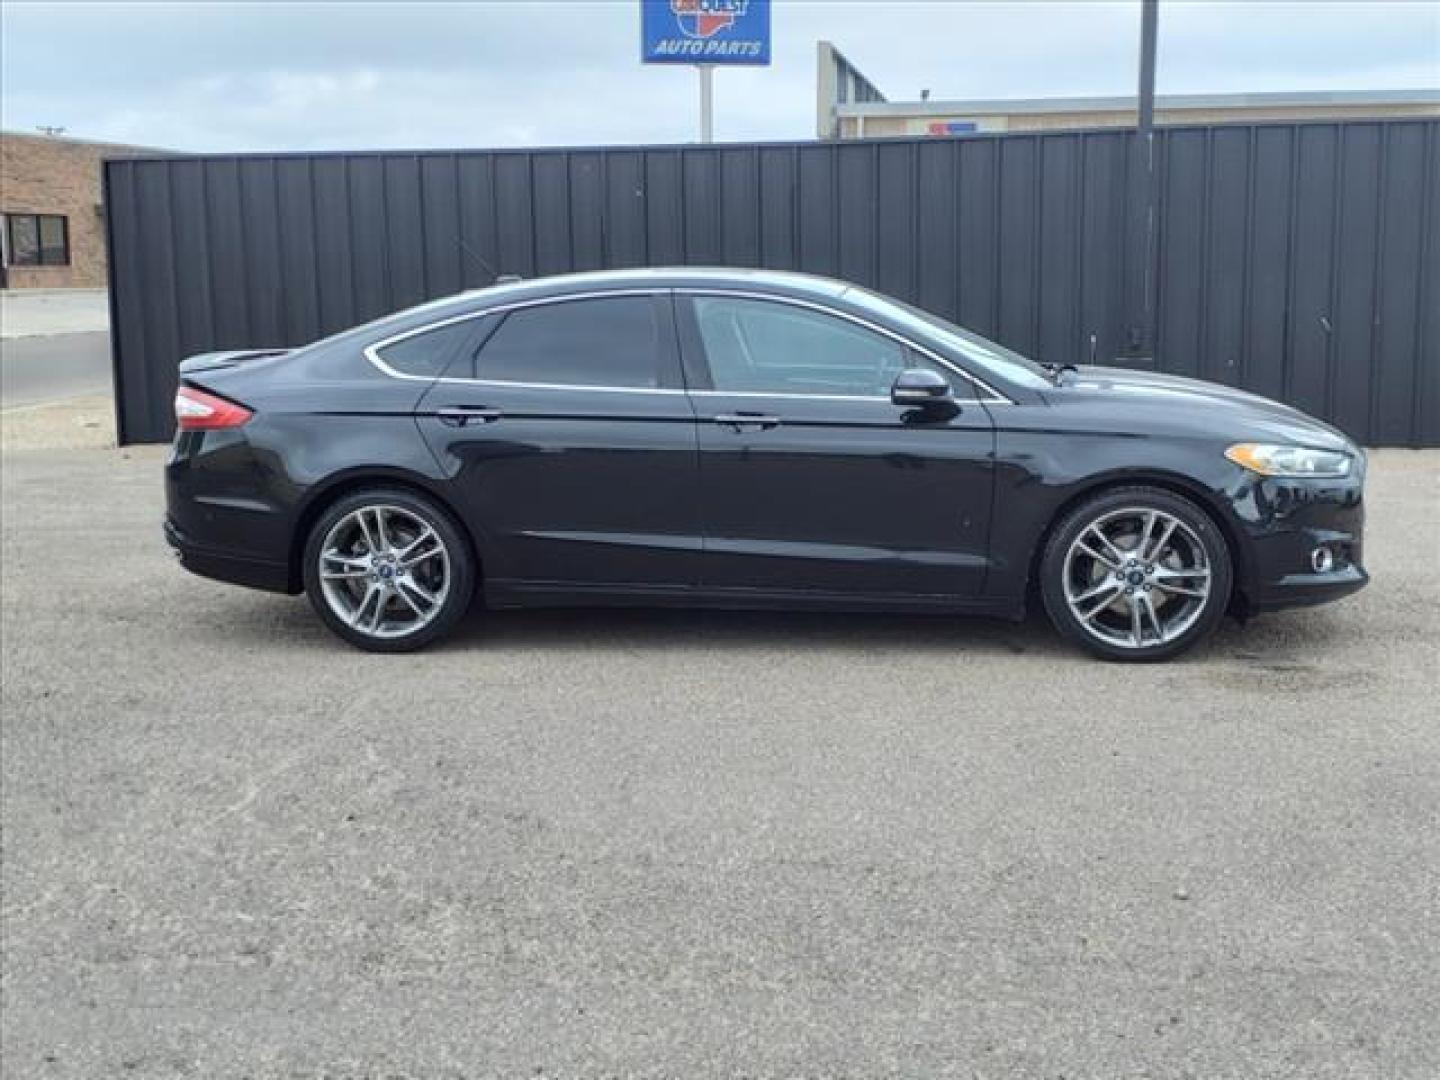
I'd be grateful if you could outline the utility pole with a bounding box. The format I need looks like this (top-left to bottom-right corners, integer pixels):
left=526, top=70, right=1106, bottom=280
left=1133, top=0, right=1160, bottom=360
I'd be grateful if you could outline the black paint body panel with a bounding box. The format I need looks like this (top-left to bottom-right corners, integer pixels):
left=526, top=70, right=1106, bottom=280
left=163, top=269, right=1368, bottom=619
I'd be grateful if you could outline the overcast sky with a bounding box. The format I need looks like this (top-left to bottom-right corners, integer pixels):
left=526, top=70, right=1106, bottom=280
left=2, top=1, right=1436, bottom=152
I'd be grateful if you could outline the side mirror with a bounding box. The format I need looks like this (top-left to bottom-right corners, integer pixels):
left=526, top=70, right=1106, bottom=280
left=891, top=368, right=954, bottom=409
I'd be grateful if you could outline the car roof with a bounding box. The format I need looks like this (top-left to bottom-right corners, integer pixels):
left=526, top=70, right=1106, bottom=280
left=303, top=268, right=854, bottom=360
left=299, top=264, right=1042, bottom=405
left=457, top=266, right=851, bottom=304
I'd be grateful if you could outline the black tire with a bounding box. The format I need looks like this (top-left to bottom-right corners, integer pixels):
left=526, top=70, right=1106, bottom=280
left=1040, top=485, right=1233, bottom=662
left=302, top=487, right=475, bottom=653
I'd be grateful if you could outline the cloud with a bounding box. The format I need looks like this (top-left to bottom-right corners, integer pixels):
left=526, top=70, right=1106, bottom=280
left=2, top=1, right=1435, bottom=152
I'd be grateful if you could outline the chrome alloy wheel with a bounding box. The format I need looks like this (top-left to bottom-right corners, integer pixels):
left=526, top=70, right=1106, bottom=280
left=1062, top=507, right=1212, bottom=650
left=317, top=504, right=451, bottom=639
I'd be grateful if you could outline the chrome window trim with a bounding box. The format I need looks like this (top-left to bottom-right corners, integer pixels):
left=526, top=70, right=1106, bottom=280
left=675, top=288, right=1014, bottom=404
left=361, top=285, right=1015, bottom=404
left=363, top=289, right=672, bottom=387
left=426, top=378, right=686, bottom=395
left=688, top=389, right=903, bottom=403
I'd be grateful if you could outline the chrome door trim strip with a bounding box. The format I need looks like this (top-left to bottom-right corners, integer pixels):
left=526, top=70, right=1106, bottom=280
left=428, top=379, right=687, bottom=395
left=689, top=389, right=891, bottom=403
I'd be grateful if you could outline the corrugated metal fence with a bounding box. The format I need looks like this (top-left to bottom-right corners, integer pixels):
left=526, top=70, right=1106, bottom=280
left=106, top=119, right=1438, bottom=445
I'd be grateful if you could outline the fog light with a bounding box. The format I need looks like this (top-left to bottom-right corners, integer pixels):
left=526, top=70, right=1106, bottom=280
left=1311, top=546, right=1335, bottom=574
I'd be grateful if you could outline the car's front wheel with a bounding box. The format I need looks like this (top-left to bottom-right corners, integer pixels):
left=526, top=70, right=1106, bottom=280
left=1040, top=486, right=1233, bottom=662
left=302, top=487, right=475, bottom=652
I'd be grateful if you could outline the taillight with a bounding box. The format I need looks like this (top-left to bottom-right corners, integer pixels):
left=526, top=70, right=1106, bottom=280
left=174, top=386, right=253, bottom=430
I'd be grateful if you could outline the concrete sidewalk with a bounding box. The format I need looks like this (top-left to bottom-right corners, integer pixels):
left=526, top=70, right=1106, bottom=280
left=0, top=289, right=109, bottom=338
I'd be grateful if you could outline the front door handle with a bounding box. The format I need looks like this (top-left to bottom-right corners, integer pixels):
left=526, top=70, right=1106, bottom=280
left=437, top=406, right=502, bottom=428
left=714, top=412, right=781, bottom=432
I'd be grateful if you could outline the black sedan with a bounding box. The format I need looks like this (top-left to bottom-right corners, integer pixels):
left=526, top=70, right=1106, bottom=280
left=165, top=268, right=1366, bottom=660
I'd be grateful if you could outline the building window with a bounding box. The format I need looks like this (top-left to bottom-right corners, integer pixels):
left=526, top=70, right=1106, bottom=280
left=4, top=214, right=70, bottom=266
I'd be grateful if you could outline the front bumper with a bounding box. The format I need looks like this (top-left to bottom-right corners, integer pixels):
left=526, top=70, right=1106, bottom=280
left=1247, top=562, right=1368, bottom=612
left=1231, top=462, right=1369, bottom=614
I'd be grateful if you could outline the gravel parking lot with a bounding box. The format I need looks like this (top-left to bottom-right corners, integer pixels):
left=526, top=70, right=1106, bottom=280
left=2, top=435, right=1438, bottom=1078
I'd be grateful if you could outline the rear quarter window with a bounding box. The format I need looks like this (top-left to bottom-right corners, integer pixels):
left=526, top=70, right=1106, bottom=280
left=374, top=318, right=483, bottom=379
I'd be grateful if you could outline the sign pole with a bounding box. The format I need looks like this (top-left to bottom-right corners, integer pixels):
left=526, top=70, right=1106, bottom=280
left=1136, top=0, right=1159, bottom=358
left=698, top=64, right=715, bottom=143
left=641, top=0, right=769, bottom=134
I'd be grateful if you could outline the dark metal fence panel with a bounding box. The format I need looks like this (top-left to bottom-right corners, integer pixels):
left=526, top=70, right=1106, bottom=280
left=107, top=119, right=1438, bottom=445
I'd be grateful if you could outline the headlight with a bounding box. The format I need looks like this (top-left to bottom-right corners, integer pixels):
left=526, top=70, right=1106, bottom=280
left=1225, top=443, right=1352, bottom=478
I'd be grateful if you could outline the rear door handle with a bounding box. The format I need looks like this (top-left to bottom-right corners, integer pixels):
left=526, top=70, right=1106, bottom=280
left=437, top=406, right=502, bottom=427
left=714, top=412, right=781, bottom=432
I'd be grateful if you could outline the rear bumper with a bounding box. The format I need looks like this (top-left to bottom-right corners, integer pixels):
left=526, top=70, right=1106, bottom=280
left=165, top=427, right=299, bottom=594
left=164, top=517, right=293, bottom=594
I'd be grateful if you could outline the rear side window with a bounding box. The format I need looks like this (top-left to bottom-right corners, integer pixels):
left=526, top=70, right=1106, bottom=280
left=474, top=297, right=663, bottom=388
left=374, top=318, right=481, bottom=379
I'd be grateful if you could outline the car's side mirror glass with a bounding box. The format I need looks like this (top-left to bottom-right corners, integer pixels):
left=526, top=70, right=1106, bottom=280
left=891, top=368, right=954, bottom=409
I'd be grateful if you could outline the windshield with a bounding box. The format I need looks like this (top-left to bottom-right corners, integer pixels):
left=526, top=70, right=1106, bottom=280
left=843, top=287, right=1053, bottom=390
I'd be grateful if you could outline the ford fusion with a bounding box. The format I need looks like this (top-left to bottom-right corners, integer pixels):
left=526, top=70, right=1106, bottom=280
left=166, top=268, right=1366, bottom=660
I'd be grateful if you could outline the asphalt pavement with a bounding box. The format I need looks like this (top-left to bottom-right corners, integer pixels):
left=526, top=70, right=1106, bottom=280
left=0, top=288, right=109, bottom=339
left=2, top=441, right=1438, bottom=1078
left=0, top=332, right=113, bottom=409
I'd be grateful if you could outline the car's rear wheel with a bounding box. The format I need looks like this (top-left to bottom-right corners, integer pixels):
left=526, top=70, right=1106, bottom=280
left=302, top=488, right=474, bottom=652
left=1040, top=486, right=1232, bottom=662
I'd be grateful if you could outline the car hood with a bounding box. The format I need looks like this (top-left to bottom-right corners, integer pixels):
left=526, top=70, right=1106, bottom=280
left=1061, top=366, right=1354, bottom=449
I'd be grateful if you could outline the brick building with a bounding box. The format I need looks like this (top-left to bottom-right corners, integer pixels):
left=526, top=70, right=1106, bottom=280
left=1, top=131, right=160, bottom=290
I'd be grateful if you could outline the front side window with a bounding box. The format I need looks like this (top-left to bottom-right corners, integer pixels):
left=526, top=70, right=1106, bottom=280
left=691, top=295, right=924, bottom=397
left=4, top=214, right=68, bottom=266
left=374, top=318, right=483, bottom=379
left=474, top=296, right=663, bottom=388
